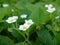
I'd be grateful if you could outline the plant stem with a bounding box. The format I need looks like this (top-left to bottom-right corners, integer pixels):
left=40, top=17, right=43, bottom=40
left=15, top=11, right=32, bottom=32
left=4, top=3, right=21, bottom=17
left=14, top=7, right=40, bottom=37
left=16, top=22, right=18, bottom=29
left=12, top=24, right=26, bottom=40
left=50, top=13, right=54, bottom=30
left=12, top=23, right=32, bottom=45
left=11, top=23, right=15, bottom=28
left=25, top=30, right=32, bottom=45
left=16, top=29, right=26, bottom=40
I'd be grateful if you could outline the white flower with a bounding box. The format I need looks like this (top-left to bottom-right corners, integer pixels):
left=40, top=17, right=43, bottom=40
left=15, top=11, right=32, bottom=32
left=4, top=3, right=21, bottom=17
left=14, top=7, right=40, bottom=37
left=55, top=16, right=59, bottom=19
left=46, top=7, right=56, bottom=13
left=19, top=24, right=29, bottom=31
left=6, top=16, right=18, bottom=23
left=6, top=17, right=16, bottom=23
left=12, top=16, right=18, bottom=20
left=3, top=4, right=9, bottom=7
left=25, top=19, right=34, bottom=26
left=45, top=4, right=53, bottom=8
left=20, top=14, right=27, bottom=19
left=19, top=19, right=34, bottom=31
left=45, top=4, right=56, bottom=13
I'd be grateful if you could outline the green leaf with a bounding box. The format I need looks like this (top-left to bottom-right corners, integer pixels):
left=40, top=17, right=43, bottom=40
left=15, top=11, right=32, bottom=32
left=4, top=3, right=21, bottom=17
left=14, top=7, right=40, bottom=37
left=56, top=0, right=60, bottom=6
left=36, top=29, right=57, bottom=45
left=11, top=29, right=25, bottom=42
left=33, top=38, right=44, bottom=45
left=28, top=3, right=57, bottom=25
left=28, top=7, right=49, bottom=25
left=0, top=35, right=14, bottom=45
left=14, top=42, right=29, bottom=45
left=54, top=32, right=60, bottom=45
left=15, top=0, right=29, bottom=10
left=0, top=7, right=11, bottom=22
left=28, top=0, right=35, bottom=3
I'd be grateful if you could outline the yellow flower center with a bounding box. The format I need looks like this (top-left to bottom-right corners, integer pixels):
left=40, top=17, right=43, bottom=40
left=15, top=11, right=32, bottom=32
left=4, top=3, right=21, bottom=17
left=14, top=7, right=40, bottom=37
left=23, top=26, right=27, bottom=30
left=48, top=6, right=50, bottom=8
left=50, top=10, right=53, bottom=12
left=10, top=19, right=14, bottom=22
left=27, top=22, right=31, bottom=25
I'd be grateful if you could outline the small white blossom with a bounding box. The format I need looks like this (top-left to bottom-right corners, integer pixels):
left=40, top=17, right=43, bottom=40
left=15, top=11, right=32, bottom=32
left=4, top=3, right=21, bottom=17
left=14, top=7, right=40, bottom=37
left=3, top=4, right=9, bottom=7
left=46, top=7, right=56, bottom=13
left=25, top=19, right=34, bottom=26
left=19, top=19, right=34, bottom=31
left=6, top=17, right=16, bottom=23
left=12, top=16, right=18, bottom=20
left=45, top=4, right=53, bottom=8
left=6, top=16, right=18, bottom=23
left=19, top=24, right=29, bottom=31
left=20, top=14, right=27, bottom=19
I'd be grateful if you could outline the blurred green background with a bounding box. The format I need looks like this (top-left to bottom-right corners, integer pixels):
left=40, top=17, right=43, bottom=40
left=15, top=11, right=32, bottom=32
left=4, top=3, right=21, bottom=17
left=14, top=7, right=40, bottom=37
left=0, top=0, right=60, bottom=45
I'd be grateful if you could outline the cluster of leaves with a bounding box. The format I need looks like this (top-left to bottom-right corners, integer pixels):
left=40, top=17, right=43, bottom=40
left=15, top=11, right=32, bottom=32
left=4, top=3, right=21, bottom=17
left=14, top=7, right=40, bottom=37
left=0, top=0, right=60, bottom=45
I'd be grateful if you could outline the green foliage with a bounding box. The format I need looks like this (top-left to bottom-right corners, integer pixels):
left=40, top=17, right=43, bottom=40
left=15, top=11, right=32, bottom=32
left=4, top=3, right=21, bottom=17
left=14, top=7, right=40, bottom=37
left=0, top=0, right=60, bottom=45
left=0, top=35, right=14, bottom=45
left=11, top=29, right=25, bottom=42
left=14, top=42, right=29, bottom=45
